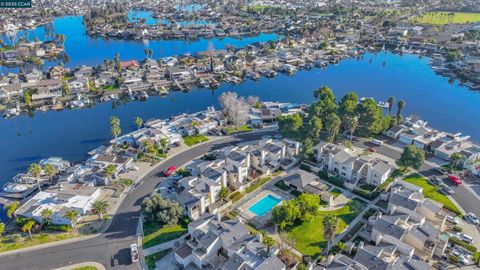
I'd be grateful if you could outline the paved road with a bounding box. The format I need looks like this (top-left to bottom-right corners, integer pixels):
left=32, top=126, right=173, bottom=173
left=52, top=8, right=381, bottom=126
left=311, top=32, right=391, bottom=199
left=0, top=131, right=273, bottom=270
left=352, top=137, right=480, bottom=220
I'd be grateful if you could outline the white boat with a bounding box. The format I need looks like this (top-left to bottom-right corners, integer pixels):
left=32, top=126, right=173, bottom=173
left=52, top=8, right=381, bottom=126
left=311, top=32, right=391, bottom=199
left=0, top=182, right=36, bottom=199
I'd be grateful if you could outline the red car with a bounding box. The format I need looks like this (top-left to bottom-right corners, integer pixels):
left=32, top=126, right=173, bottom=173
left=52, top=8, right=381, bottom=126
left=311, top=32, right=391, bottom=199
left=164, top=166, right=176, bottom=177
left=448, top=175, right=462, bottom=185
left=367, top=146, right=376, bottom=152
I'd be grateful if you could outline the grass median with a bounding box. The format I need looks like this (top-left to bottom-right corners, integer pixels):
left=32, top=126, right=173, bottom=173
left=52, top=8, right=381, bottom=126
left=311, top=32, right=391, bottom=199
left=183, top=135, right=209, bottom=147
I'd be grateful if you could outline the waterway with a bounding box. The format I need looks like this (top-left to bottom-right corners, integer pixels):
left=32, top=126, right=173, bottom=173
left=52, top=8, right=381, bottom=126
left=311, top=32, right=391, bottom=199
left=0, top=14, right=278, bottom=71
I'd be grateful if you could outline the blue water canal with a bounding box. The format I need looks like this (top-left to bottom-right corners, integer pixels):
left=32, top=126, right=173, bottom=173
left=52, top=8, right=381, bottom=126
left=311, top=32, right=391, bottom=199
left=1, top=13, right=480, bottom=221
left=0, top=14, right=279, bottom=71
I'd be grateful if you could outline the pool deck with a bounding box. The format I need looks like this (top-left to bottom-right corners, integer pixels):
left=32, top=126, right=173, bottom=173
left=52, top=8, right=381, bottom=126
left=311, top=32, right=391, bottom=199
left=237, top=189, right=290, bottom=227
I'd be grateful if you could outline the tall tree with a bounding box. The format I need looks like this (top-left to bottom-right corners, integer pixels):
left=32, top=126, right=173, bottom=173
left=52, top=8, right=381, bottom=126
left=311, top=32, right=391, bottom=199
left=278, top=114, right=303, bottom=140
left=322, top=215, right=340, bottom=255
left=142, top=193, right=183, bottom=225
left=357, top=98, right=383, bottom=137
left=92, top=200, right=110, bottom=220
left=110, top=116, right=121, bottom=142
left=4, top=201, right=19, bottom=219
left=21, top=220, right=36, bottom=240
left=325, top=114, right=341, bottom=143
left=43, top=164, right=57, bottom=182
left=338, top=92, right=359, bottom=128
left=40, top=208, right=53, bottom=225
left=310, top=86, right=337, bottom=123
left=28, top=163, right=43, bottom=191
left=160, top=138, right=168, bottom=155
left=218, top=92, right=249, bottom=127
left=387, top=96, right=395, bottom=115
left=300, top=138, right=314, bottom=161
left=396, top=100, right=405, bottom=126
left=64, top=209, right=79, bottom=229
left=134, top=116, right=143, bottom=130
left=449, top=153, right=464, bottom=170
left=104, top=164, right=116, bottom=180
left=303, top=116, right=322, bottom=142
left=396, top=145, right=425, bottom=169
left=348, top=116, right=358, bottom=142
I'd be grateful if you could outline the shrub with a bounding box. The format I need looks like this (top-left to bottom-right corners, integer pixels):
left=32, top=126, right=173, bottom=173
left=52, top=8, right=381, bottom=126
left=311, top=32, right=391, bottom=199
left=300, top=163, right=312, bottom=172
left=44, top=224, right=72, bottom=232
left=449, top=237, right=477, bottom=252
left=449, top=255, right=459, bottom=264
left=453, top=225, right=463, bottom=232
left=4, top=233, right=22, bottom=243
left=318, top=170, right=328, bottom=179
left=275, top=180, right=290, bottom=191
left=474, top=251, right=480, bottom=263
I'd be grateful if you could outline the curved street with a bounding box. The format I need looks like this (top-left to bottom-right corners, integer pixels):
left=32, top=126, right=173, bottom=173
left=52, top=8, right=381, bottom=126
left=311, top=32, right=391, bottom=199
left=0, top=131, right=273, bottom=270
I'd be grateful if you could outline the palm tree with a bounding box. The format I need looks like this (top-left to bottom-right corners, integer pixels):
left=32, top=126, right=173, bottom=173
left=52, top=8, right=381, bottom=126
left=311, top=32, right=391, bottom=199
left=110, top=116, right=121, bottom=144
left=348, top=116, right=358, bottom=142
left=144, top=48, right=149, bottom=59
left=160, top=138, right=168, bottom=155
left=322, top=215, right=340, bottom=255
left=104, top=164, right=116, bottom=181
left=28, top=163, right=43, bottom=191
left=450, top=153, right=464, bottom=170
left=43, top=164, right=57, bottom=183
left=387, top=96, right=395, bottom=115
left=0, top=222, right=5, bottom=242
left=3, top=201, right=19, bottom=219
left=21, top=220, right=36, bottom=240
left=92, top=200, right=110, bottom=220
left=149, top=48, right=153, bottom=59
left=40, top=208, right=53, bottom=225
left=134, top=117, right=143, bottom=130
left=64, top=209, right=79, bottom=229
left=396, top=100, right=405, bottom=126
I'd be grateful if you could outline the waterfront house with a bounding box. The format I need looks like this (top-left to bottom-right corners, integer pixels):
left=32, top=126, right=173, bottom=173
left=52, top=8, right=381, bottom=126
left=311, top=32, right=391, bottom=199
left=16, top=182, right=101, bottom=226
left=30, top=79, right=63, bottom=101
left=86, top=154, right=133, bottom=185
left=174, top=215, right=286, bottom=270
left=0, top=83, right=22, bottom=101
left=48, top=66, right=67, bottom=80
left=67, top=76, right=89, bottom=94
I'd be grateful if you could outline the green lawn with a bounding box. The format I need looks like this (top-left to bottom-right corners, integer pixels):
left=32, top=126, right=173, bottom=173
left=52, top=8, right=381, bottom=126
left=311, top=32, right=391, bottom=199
left=183, top=135, right=209, bottom=146
left=71, top=267, right=97, bottom=270
left=402, top=173, right=461, bottom=214
left=331, top=188, right=342, bottom=198
left=413, top=12, right=480, bottom=25
left=145, top=249, right=170, bottom=270
left=102, top=85, right=116, bottom=91
left=286, top=199, right=366, bottom=257
left=0, top=232, right=80, bottom=253
left=142, top=222, right=188, bottom=249
left=245, top=177, right=272, bottom=193
left=225, top=125, right=253, bottom=134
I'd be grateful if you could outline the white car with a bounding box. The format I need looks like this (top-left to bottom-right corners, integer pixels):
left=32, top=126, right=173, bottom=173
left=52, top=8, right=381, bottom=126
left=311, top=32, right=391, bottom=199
left=370, top=139, right=384, bottom=146
left=466, top=212, right=479, bottom=224
left=458, top=254, right=470, bottom=265
left=456, top=233, right=473, bottom=244
left=130, top=243, right=139, bottom=262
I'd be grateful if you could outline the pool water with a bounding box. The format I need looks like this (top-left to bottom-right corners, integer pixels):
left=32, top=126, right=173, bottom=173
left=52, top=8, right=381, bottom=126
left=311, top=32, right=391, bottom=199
left=248, top=194, right=281, bottom=216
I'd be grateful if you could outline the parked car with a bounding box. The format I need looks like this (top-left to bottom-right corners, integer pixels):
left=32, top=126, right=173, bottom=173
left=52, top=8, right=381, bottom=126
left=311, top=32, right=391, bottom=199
left=432, top=261, right=448, bottom=270
left=367, top=146, right=376, bottom=152
left=130, top=244, right=139, bottom=262
left=163, top=166, right=177, bottom=177
left=440, top=184, right=454, bottom=195
left=456, top=233, right=473, bottom=244
left=446, top=215, right=460, bottom=225
left=428, top=176, right=441, bottom=186
left=435, top=167, right=447, bottom=175
left=466, top=212, right=479, bottom=224
left=370, top=139, right=384, bottom=146
left=448, top=175, right=462, bottom=185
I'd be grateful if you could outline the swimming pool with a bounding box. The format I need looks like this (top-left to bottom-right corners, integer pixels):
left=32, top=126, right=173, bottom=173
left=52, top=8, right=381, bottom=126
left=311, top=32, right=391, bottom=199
left=248, top=194, right=281, bottom=216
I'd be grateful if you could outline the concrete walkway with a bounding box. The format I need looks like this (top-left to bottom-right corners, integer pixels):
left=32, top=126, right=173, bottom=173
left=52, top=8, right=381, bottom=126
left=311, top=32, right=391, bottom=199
left=143, top=234, right=188, bottom=256
left=53, top=261, right=106, bottom=270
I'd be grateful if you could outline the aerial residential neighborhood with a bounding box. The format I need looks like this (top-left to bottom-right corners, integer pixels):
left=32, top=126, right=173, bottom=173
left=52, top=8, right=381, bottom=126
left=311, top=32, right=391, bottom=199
left=1, top=1, right=480, bottom=270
